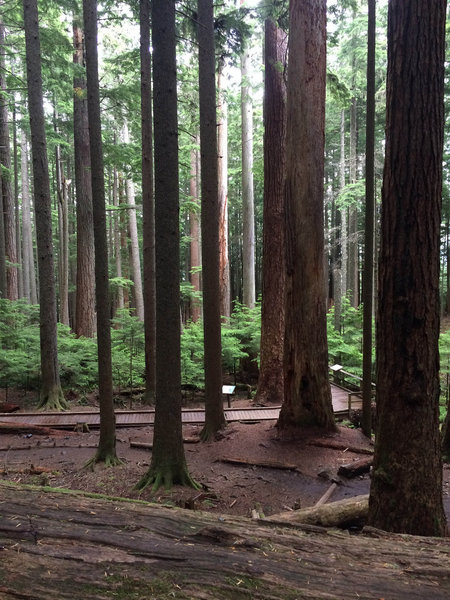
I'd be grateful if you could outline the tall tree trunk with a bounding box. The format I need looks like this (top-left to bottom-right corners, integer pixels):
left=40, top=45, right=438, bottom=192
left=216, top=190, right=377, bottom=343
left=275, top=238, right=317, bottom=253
left=113, top=163, right=124, bottom=313
left=241, top=48, right=255, bottom=309
left=368, top=0, right=446, bottom=536
left=137, top=0, right=196, bottom=489
left=73, top=16, right=96, bottom=338
left=278, top=0, right=335, bottom=432
left=12, top=99, right=23, bottom=299
left=217, top=60, right=230, bottom=318
left=23, top=0, right=65, bottom=409
left=0, top=172, right=6, bottom=297
left=255, top=19, right=287, bottom=407
left=361, top=0, right=376, bottom=438
left=55, top=142, right=70, bottom=326
left=198, top=0, right=226, bottom=440
left=0, top=20, right=17, bottom=301
left=348, top=96, right=358, bottom=307
left=140, top=0, right=156, bottom=404
left=20, top=130, right=37, bottom=304
left=122, top=120, right=144, bottom=322
left=189, top=142, right=201, bottom=323
left=83, top=0, right=118, bottom=465
left=334, top=109, right=347, bottom=331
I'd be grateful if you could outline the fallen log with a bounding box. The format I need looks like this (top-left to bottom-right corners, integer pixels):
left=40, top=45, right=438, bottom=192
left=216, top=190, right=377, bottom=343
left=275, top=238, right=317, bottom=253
left=130, top=437, right=199, bottom=450
left=218, top=456, right=300, bottom=471
left=0, top=421, right=74, bottom=437
left=314, top=482, right=338, bottom=507
left=0, top=483, right=449, bottom=600
left=308, top=439, right=374, bottom=454
left=267, top=494, right=369, bottom=528
left=338, top=456, right=373, bottom=478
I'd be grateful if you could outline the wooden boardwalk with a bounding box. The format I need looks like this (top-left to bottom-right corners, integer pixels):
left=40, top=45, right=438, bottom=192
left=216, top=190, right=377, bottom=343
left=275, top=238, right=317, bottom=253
left=0, top=384, right=357, bottom=429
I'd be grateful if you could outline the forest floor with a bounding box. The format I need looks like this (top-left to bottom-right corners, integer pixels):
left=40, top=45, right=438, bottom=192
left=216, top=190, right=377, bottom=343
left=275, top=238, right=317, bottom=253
left=2, top=388, right=450, bottom=522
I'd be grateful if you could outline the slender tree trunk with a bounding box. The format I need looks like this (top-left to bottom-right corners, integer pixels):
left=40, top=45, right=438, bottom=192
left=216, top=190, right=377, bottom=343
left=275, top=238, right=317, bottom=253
left=361, top=0, right=376, bottom=438
left=368, top=0, right=446, bottom=536
left=20, top=130, right=37, bottom=304
left=140, top=0, right=156, bottom=404
left=137, top=0, right=196, bottom=489
left=189, top=142, right=201, bottom=323
left=0, top=20, right=17, bottom=301
left=334, top=109, right=346, bottom=330
left=113, top=164, right=124, bottom=313
left=23, top=0, right=65, bottom=409
left=83, top=0, right=118, bottom=465
left=217, top=60, right=230, bottom=319
left=122, top=121, right=144, bottom=322
left=241, top=48, right=255, bottom=309
left=348, top=96, right=358, bottom=307
left=73, top=16, right=96, bottom=338
left=198, top=0, right=226, bottom=440
left=12, top=100, right=23, bottom=299
left=55, top=142, right=70, bottom=326
left=278, top=0, right=335, bottom=432
left=0, top=173, right=6, bottom=297
left=255, top=19, right=287, bottom=407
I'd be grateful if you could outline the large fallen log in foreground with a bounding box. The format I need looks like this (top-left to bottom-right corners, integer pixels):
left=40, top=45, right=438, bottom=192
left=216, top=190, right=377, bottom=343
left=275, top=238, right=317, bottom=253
left=0, top=482, right=449, bottom=600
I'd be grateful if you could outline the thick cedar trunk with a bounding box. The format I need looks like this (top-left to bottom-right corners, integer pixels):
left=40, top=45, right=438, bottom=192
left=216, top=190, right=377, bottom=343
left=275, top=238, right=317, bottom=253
left=123, top=120, right=144, bottom=322
left=279, top=0, right=335, bottom=431
left=255, top=20, right=287, bottom=406
left=83, top=0, right=118, bottom=464
left=241, top=49, right=255, bottom=309
left=0, top=20, right=17, bottom=301
left=2, top=483, right=450, bottom=600
left=368, top=0, right=446, bottom=536
left=198, top=0, right=226, bottom=440
left=73, top=18, right=96, bottom=338
left=137, top=0, right=194, bottom=489
left=189, top=143, right=201, bottom=323
left=140, top=0, right=156, bottom=404
left=217, top=62, right=230, bottom=319
left=23, top=0, right=65, bottom=410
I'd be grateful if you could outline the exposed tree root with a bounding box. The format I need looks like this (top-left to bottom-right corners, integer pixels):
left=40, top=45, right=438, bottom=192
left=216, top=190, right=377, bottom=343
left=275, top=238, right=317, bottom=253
left=37, top=386, right=67, bottom=411
left=135, top=463, right=201, bottom=493
left=83, top=448, right=123, bottom=470
left=199, top=421, right=226, bottom=442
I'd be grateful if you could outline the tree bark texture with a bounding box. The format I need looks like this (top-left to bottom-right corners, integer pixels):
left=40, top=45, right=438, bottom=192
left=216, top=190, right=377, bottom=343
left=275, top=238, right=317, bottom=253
left=137, top=0, right=193, bottom=487
left=73, top=18, right=96, bottom=338
left=241, top=49, right=256, bottom=309
left=55, top=143, right=70, bottom=327
left=368, top=0, right=447, bottom=536
left=198, top=0, right=226, bottom=439
left=83, top=0, right=117, bottom=463
left=23, top=0, right=65, bottom=409
left=217, top=61, right=230, bottom=319
left=1, top=483, right=450, bottom=600
left=279, top=0, right=335, bottom=431
left=0, top=20, right=17, bottom=301
left=140, top=0, right=156, bottom=403
left=255, top=20, right=287, bottom=406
